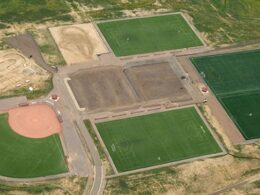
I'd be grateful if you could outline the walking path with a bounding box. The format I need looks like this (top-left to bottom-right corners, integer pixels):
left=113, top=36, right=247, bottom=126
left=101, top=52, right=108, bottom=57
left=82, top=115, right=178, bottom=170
left=210, top=173, right=260, bottom=195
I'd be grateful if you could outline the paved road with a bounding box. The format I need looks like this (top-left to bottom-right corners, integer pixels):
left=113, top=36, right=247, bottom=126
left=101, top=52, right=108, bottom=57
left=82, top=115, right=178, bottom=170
left=0, top=96, right=27, bottom=112
left=77, top=119, right=104, bottom=195
left=52, top=74, right=104, bottom=195
left=5, top=34, right=57, bottom=73
left=51, top=75, right=92, bottom=177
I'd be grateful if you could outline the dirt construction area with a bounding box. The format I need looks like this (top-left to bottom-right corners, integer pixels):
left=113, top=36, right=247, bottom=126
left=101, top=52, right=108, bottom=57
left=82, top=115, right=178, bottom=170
left=125, top=62, right=191, bottom=102
left=0, top=49, right=50, bottom=94
left=8, top=104, right=61, bottom=139
left=50, top=23, right=109, bottom=65
left=68, top=66, right=138, bottom=112
left=68, top=61, right=192, bottom=112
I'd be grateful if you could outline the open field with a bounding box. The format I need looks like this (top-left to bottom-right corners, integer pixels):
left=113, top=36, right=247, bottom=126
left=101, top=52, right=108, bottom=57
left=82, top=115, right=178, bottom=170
left=191, top=50, right=260, bottom=95
left=96, top=107, right=222, bottom=172
left=0, top=113, right=68, bottom=178
left=191, top=49, right=260, bottom=139
left=31, top=29, right=66, bottom=66
left=50, top=23, right=108, bottom=65
left=97, top=14, right=203, bottom=56
left=0, top=176, right=87, bottom=194
left=0, top=1, right=259, bottom=46
left=210, top=0, right=260, bottom=18
left=5, top=33, right=58, bottom=73
left=68, top=66, right=138, bottom=111
left=104, top=143, right=260, bottom=194
left=89, top=0, right=260, bottom=45
left=124, top=62, right=191, bottom=101
left=0, top=0, right=71, bottom=23
left=0, top=49, right=50, bottom=95
left=221, top=92, right=260, bottom=140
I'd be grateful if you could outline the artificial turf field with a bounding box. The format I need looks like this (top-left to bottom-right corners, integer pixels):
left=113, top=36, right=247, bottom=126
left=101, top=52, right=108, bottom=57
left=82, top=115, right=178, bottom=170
left=191, top=49, right=260, bottom=139
left=0, top=114, right=68, bottom=178
left=96, top=107, right=222, bottom=172
left=97, top=14, right=203, bottom=56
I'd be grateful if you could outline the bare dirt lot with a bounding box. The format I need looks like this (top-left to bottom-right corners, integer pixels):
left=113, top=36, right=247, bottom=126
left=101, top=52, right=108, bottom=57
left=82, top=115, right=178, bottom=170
left=68, top=66, right=138, bottom=111
left=124, top=62, right=191, bottom=102
left=68, top=60, right=194, bottom=112
left=0, top=49, right=50, bottom=94
left=50, top=23, right=108, bottom=65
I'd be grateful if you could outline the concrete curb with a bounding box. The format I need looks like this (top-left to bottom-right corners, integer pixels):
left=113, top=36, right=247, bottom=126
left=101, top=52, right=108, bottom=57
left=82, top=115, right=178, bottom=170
left=63, top=77, right=86, bottom=111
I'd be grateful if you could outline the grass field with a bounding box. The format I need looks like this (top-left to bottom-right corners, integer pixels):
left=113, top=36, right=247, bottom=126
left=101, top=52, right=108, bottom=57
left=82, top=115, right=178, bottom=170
left=0, top=1, right=259, bottom=45
left=96, top=107, right=222, bottom=172
left=0, top=114, right=68, bottom=178
left=97, top=14, right=203, bottom=56
left=67, top=1, right=260, bottom=45
left=191, top=49, right=260, bottom=139
left=0, top=0, right=71, bottom=23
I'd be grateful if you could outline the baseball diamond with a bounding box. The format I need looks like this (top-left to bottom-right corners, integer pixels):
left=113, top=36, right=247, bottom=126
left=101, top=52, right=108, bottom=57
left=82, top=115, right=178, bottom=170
left=0, top=108, right=67, bottom=178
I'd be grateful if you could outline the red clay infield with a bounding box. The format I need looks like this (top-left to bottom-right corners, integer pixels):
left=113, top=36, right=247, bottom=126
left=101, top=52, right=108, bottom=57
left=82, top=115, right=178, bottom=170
left=8, top=104, right=61, bottom=139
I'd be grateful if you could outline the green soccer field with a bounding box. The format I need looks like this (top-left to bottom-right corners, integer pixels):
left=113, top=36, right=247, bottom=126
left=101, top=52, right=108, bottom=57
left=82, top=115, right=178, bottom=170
left=97, top=14, right=203, bottom=56
left=95, top=107, right=222, bottom=172
left=191, top=49, right=260, bottom=139
left=0, top=114, right=68, bottom=178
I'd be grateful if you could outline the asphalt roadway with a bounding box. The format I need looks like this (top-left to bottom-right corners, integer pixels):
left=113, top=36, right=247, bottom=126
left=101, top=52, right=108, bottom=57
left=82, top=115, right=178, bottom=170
left=5, top=34, right=58, bottom=73
left=52, top=75, right=104, bottom=195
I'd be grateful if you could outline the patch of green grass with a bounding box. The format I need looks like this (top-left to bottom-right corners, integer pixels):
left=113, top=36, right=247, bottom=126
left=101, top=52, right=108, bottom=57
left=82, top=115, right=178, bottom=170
left=0, top=176, right=87, bottom=194
left=211, top=0, right=260, bottom=18
left=1, top=76, right=53, bottom=100
left=191, top=49, right=260, bottom=139
left=221, top=92, right=260, bottom=139
left=191, top=50, right=260, bottom=96
left=96, top=107, right=222, bottom=172
left=84, top=120, right=115, bottom=175
left=0, top=23, right=8, bottom=29
left=84, top=120, right=106, bottom=160
left=97, top=14, right=203, bottom=56
left=105, top=166, right=182, bottom=194
left=80, top=0, right=260, bottom=45
left=31, top=29, right=66, bottom=66
left=0, top=183, right=56, bottom=194
left=242, top=168, right=260, bottom=176
left=0, top=1, right=259, bottom=45
left=88, top=9, right=123, bottom=21
left=68, top=0, right=119, bottom=7
left=253, top=180, right=260, bottom=188
left=0, top=0, right=71, bottom=23
left=0, top=114, right=68, bottom=178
